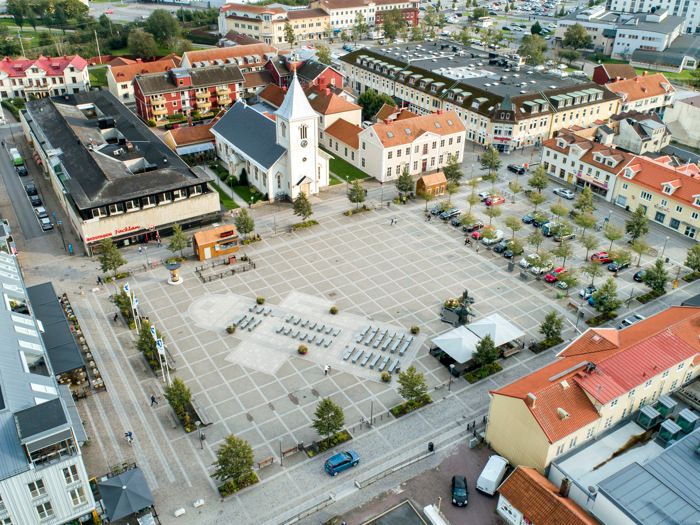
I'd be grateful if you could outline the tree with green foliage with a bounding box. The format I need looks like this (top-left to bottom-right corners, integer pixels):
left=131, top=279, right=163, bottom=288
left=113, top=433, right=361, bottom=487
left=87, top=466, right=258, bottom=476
left=528, top=165, right=549, bottom=193
left=357, top=88, right=395, bottom=121
left=484, top=204, right=502, bottom=226
left=284, top=22, right=296, bottom=46
left=518, top=34, right=548, bottom=65
left=557, top=270, right=579, bottom=294
left=397, top=365, right=429, bottom=404
left=234, top=209, right=255, bottom=239
left=625, top=205, right=649, bottom=243
left=460, top=211, right=477, bottom=228
left=348, top=180, right=365, bottom=209
left=480, top=145, right=501, bottom=189
left=504, top=215, right=522, bottom=239
left=508, top=178, right=522, bottom=203
left=457, top=26, right=472, bottom=45
left=410, top=23, right=424, bottom=41
left=575, top=212, right=597, bottom=239
left=353, top=12, right=368, bottom=41
left=643, top=258, right=669, bottom=293
left=579, top=232, right=598, bottom=261
left=631, top=238, right=649, bottom=267
left=446, top=181, right=459, bottom=205
left=137, top=320, right=162, bottom=369
left=531, top=21, right=543, bottom=34
left=128, top=29, right=158, bottom=59
left=574, top=187, right=595, bottom=213
left=552, top=240, right=574, bottom=267
left=443, top=154, right=463, bottom=184
left=382, top=8, right=403, bottom=41
left=7, top=0, right=27, bottom=29
left=529, top=191, right=546, bottom=213
left=582, top=261, right=604, bottom=285
left=316, top=43, right=332, bottom=65
left=471, top=6, right=489, bottom=19
left=168, top=224, right=188, bottom=257
left=164, top=377, right=191, bottom=421
left=474, top=334, right=499, bottom=367
left=213, top=435, right=255, bottom=483
left=563, top=23, right=592, bottom=50
left=557, top=48, right=581, bottom=65
left=98, top=238, right=127, bottom=280
left=312, top=398, right=345, bottom=440
left=145, top=9, right=180, bottom=43
left=419, top=190, right=434, bottom=211
left=539, top=311, right=563, bottom=342
left=603, top=223, right=624, bottom=251
left=591, top=278, right=622, bottom=316
left=686, top=244, right=700, bottom=273
left=527, top=228, right=545, bottom=254
left=395, top=166, right=414, bottom=194
left=293, top=192, right=313, bottom=221
left=550, top=201, right=569, bottom=220
left=467, top=190, right=480, bottom=214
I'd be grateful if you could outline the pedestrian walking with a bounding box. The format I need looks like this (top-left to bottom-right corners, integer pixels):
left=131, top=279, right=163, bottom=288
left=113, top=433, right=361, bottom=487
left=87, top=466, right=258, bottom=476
left=138, top=246, right=142, bottom=254
left=464, top=237, right=470, bottom=246
left=327, top=364, right=331, bottom=375
left=323, top=365, right=329, bottom=376
left=97, top=276, right=103, bottom=285
left=150, top=395, right=158, bottom=407
left=113, top=313, right=119, bottom=323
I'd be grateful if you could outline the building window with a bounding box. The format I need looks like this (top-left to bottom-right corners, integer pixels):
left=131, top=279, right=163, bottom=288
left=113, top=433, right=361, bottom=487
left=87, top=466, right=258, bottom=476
left=172, top=189, right=186, bottom=201
left=280, top=122, right=286, bottom=137
left=568, top=436, right=577, bottom=449
left=555, top=444, right=565, bottom=455
left=108, top=203, right=124, bottom=215
left=654, top=211, right=665, bottom=224
left=640, top=191, right=652, bottom=201
left=92, top=206, right=107, bottom=219
left=670, top=218, right=680, bottom=230
left=190, top=185, right=202, bottom=196
left=610, top=399, right=618, bottom=407
left=299, top=125, right=308, bottom=140
left=388, top=151, right=392, bottom=159
left=386, top=167, right=391, bottom=177
left=677, top=362, right=685, bottom=370
left=28, top=480, right=46, bottom=498
left=63, top=465, right=79, bottom=484
left=662, top=370, right=670, bottom=378
left=125, top=200, right=139, bottom=212
left=69, top=487, right=87, bottom=507
left=158, top=192, right=172, bottom=204
left=141, top=195, right=156, bottom=208
left=35, top=502, right=53, bottom=520
left=603, top=417, right=613, bottom=428
left=586, top=427, right=595, bottom=439
left=361, top=158, right=365, bottom=167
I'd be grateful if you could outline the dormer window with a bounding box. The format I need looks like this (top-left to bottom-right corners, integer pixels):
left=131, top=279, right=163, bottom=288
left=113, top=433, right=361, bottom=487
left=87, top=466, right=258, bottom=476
left=694, top=196, right=700, bottom=207
left=623, top=168, right=635, bottom=179
left=663, top=185, right=673, bottom=195
left=457, top=95, right=464, bottom=103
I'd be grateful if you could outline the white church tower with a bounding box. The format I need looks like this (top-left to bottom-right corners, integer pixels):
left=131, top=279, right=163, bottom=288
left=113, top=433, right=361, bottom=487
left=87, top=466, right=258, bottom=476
left=275, top=73, right=329, bottom=199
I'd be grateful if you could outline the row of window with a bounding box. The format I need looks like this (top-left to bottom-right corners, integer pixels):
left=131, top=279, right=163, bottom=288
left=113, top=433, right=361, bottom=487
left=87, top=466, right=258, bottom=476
left=90, top=186, right=203, bottom=219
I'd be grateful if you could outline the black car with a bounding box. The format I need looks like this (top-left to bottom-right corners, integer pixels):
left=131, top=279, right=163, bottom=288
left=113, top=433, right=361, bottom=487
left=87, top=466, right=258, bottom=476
left=15, top=166, right=28, bottom=176
left=439, top=208, right=460, bottom=221
left=24, top=183, right=37, bottom=196
left=633, top=269, right=646, bottom=282
left=532, top=216, right=548, bottom=228
left=430, top=204, right=444, bottom=216
left=608, top=261, right=630, bottom=272
left=450, top=216, right=463, bottom=227
left=493, top=240, right=509, bottom=254
left=451, top=475, right=469, bottom=507
left=29, top=195, right=42, bottom=207
left=507, top=164, right=526, bottom=175
left=462, top=221, right=484, bottom=233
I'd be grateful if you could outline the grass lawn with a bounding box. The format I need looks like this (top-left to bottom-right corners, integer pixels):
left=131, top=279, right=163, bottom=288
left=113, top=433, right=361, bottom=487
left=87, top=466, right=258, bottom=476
left=322, top=148, right=370, bottom=182
left=89, top=67, right=108, bottom=88
left=328, top=174, right=342, bottom=185
left=635, top=67, right=694, bottom=83
left=232, top=184, right=264, bottom=205
left=210, top=182, right=239, bottom=210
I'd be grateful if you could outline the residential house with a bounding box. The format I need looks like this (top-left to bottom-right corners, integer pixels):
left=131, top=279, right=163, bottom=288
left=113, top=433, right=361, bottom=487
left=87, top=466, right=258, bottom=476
left=610, top=111, right=671, bottom=154
left=484, top=306, right=700, bottom=472
left=612, top=154, right=700, bottom=239
left=591, top=63, right=638, bottom=85
left=180, top=43, right=278, bottom=70
left=241, top=70, right=274, bottom=99
left=0, top=55, right=89, bottom=100
left=134, top=65, right=245, bottom=124
left=107, top=57, right=179, bottom=104
left=163, top=123, right=216, bottom=157
left=296, top=60, right=345, bottom=89
left=663, top=92, right=700, bottom=147
left=605, top=71, right=675, bottom=115
left=416, top=172, right=447, bottom=197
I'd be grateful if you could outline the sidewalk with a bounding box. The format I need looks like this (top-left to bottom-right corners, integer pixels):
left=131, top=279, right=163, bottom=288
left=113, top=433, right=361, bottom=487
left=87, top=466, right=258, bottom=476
left=198, top=165, right=248, bottom=208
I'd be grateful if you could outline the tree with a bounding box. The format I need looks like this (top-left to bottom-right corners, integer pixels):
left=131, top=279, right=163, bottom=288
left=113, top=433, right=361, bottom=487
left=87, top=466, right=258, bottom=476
left=348, top=180, right=365, bottom=209
left=419, top=190, right=434, bottom=211
left=518, top=34, right=548, bottom=65
left=397, top=365, right=429, bottom=404
left=557, top=270, right=579, bottom=295
left=557, top=48, right=580, bottom=65
left=7, top=0, right=26, bottom=29
left=395, top=166, right=414, bottom=194
left=164, top=377, right=191, bottom=420
left=284, top=22, right=296, bottom=46
left=136, top=320, right=160, bottom=368
left=443, top=154, right=463, bottom=184
left=316, top=43, right=332, bottom=65
left=552, top=240, right=574, bottom=267
left=527, top=229, right=545, bottom=254
left=582, top=261, right=604, bottom=285
left=168, top=224, right=188, bottom=257
left=539, top=311, right=563, bottom=342
left=575, top=212, right=596, bottom=238
left=603, top=223, right=624, bottom=251
left=382, top=8, right=403, bottom=41
left=357, top=88, right=395, bottom=121
left=550, top=201, right=569, bottom=220
left=480, top=146, right=501, bottom=187
left=213, top=435, right=255, bottom=484
left=686, top=244, right=700, bottom=273
left=457, top=26, right=472, bottom=45
left=145, top=9, right=180, bottom=43
left=467, top=191, right=480, bottom=214
left=690, top=68, right=700, bottom=90
left=631, top=238, right=649, bottom=267
left=591, top=278, right=622, bottom=316
left=484, top=204, right=502, bottom=226
left=572, top=187, right=594, bottom=214
left=98, top=238, right=127, bottom=279
left=474, top=334, right=499, bottom=367
left=353, top=12, right=368, bottom=41
left=508, top=179, right=522, bottom=203
left=579, top=232, right=598, bottom=261
left=234, top=209, right=255, bottom=239
left=471, top=6, right=489, bottom=19
left=294, top=192, right=313, bottom=221
left=446, top=181, right=459, bottom=205
left=529, top=192, right=546, bottom=213
left=504, top=215, right=522, bottom=239
left=643, top=258, right=669, bottom=293
left=625, top=205, right=649, bottom=243
left=460, top=211, right=477, bottom=228
left=128, top=29, right=158, bottom=59
left=410, top=23, right=424, bottom=41
left=312, top=398, right=345, bottom=440
left=528, top=165, right=549, bottom=193
left=531, top=21, right=543, bottom=34
left=563, top=23, right=592, bottom=50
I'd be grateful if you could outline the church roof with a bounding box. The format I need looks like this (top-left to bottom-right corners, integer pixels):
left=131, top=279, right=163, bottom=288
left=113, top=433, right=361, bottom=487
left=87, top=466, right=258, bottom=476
left=211, top=101, right=286, bottom=169
left=276, top=73, right=317, bottom=121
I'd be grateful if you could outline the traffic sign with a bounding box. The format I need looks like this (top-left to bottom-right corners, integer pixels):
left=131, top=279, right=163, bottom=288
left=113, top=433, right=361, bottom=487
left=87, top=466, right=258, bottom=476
left=123, top=282, right=130, bottom=293
left=150, top=326, right=157, bottom=339
left=156, top=338, right=165, bottom=356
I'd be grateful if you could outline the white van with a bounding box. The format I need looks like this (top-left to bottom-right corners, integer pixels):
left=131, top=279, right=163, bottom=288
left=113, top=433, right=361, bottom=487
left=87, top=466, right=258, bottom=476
left=476, top=455, right=509, bottom=495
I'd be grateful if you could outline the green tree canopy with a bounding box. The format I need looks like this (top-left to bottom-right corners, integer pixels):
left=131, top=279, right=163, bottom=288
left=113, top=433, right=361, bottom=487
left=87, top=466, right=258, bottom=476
left=591, top=277, right=622, bottom=316
left=443, top=154, right=464, bottom=184
left=573, top=186, right=595, bottom=214
left=531, top=21, right=543, bottom=34
left=539, top=311, right=563, bottom=342
left=347, top=180, right=366, bottom=209
left=395, top=166, right=414, bottom=193
left=528, top=165, right=549, bottom=193
left=557, top=48, right=581, bottom=65
left=563, top=23, right=592, bottom=49
left=128, top=29, right=158, bottom=59
left=686, top=244, right=700, bottom=273
left=643, top=258, right=669, bottom=293
left=397, top=365, right=429, bottom=404
left=234, top=209, right=255, bottom=239
left=471, top=6, right=489, bottom=19
left=480, top=145, right=501, bottom=179
left=165, top=377, right=191, bottom=420
left=213, top=435, right=255, bottom=483
left=518, top=34, right=548, bottom=65
left=474, top=334, right=499, bottom=367
left=625, top=205, right=649, bottom=242
left=293, top=192, right=313, bottom=221
left=283, top=22, right=296, bottom=46
left=312, top=398, right=345, bottom=439
left=357, top=88, right=396, bottom=121
left=316, top=43, right=332, bottom=65
left=168, top=224, right=188, bottom=257
left=353, top=12, right=368, bottom=41
left=145, top=10, right=180, bottom=43
left=98, top=238, right=127, bottom=278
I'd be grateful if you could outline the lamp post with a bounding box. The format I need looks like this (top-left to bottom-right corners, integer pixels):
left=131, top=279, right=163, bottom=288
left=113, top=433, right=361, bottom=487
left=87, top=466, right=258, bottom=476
left=380, top=181, right=384, bottom=206
left=195, top=421, right=203, bottom=449
left=345, top=175, right=349, bottom=192
left=249, top=196, right=253, bottom=208
left=143, top=245, right=150, bottom=267
left=448, top=364, right=455, bottom=391
left=661, top=235, right=670, bottom=260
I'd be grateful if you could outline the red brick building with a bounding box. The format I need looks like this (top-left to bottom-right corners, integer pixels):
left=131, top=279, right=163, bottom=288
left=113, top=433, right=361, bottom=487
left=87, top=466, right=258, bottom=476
left=375, top=7, right=419, bottom=27
left=134, top=65, right=245, bottom=125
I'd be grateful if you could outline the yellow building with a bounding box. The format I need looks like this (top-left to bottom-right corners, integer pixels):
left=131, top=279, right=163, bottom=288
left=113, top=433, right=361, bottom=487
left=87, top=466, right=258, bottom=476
left=485, top=307, right=700, bottom=473
left=611, top=155, right=700, bottom=240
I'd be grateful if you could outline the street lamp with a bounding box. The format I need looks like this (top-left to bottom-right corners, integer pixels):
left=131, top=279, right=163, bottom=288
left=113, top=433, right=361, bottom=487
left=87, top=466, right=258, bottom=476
left=345, top=175, right=349, bottom=192
left=249, top=196, right=253, bottom=208
left=143, top=245, right=150, bottom=266
left=195, top=421, right=204, bottom=450
left=661, top=236, right=670, bottom=260
left=448, top=364, right=455, bottom=391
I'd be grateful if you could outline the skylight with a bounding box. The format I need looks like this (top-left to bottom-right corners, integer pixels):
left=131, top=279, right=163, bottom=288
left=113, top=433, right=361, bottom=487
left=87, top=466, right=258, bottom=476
left=387, top=131, right=394, bottom=138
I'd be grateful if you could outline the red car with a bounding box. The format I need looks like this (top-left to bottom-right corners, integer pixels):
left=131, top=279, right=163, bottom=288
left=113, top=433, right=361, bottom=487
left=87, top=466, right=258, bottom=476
left=485, top=195, right=506, bottom=206
left=471, top=230, right=483, bottom=240
left=590, top=251, right=613, bottom=264
left=544, top=267, right=566, bottom=283
left=105, top=8, right=113, bottom=14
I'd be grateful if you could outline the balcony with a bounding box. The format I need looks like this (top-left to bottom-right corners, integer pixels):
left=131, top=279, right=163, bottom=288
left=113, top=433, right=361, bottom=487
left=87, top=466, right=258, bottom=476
left=150, top=94, right=165, bottom=102
left=217, top=94, right=232, bottom=104
left=197, top=100, right=212, bottom=110
left=152, top=106, right=168, bottom=116
left=216, top=85, right=230, bottom=95
left=195, top=91, right=210, bottom=100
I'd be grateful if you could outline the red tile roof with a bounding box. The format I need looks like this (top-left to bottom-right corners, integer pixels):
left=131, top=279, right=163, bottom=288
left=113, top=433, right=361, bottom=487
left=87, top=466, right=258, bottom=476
left=324, top=118, right=362, bottom=149
left=259, top=83, right=361, bottom=115
left=598, top=63, right=637, bottom=82
left=498, top=467, right=598, bottom=525
left=287, top=7, right=328, bottom=19
left=0, top=54, right=88, bottom=77
left=622, top=155, right=700, bottom=208
left=370, top=110, right=465, bottom=147
left=183, top=43, right=277, bottom=69
left=606, top=72, right=675, bottom=103
left=166, top=124, right=214, bottom=147
left=110, top=58, right=178, bottom=83
left=493, top=307, right=700, bottom=443
left=259, top=83, right=286, bottom=107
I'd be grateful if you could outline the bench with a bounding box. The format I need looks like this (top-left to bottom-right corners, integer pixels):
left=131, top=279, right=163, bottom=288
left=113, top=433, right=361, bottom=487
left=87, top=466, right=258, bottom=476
left=293, top=317, right=301, bottom=325
left=369, top=354, right=381, bottom=369
left=284, top=327, right=292, bottom=336
left=239, top=317, right=251, bottom=330
left=352, top=349, right=364, bottom=363
left=263, top=307, right=271, bottom=316
left=307, top=334, right=316, bottom=344
left=567, top=301, right=579, bottom=311
left=309, top=321, right=317, bottom=330
left=191, top=397, right=212, bottom=426
left=256, top=306, right=264, bottom=314
left=248, top=305, right=255, bottom=312
left=343, top=347, right=353, bottom=360
left=377, top=356, right=390, bottom=371
left=285, top=314, right=293, bottom=323
left=325, top=326, right=333, bottom=335
left=299, top=332, right=307, bottom=341
left=358, top=325, right=370, bottom=339
left=398, top=341, right=410, bottom=356
left=174, top=508, right=186, bottom=518
left=192, top=499, right=205, bottom=509
left=361, top=352, right=372, bottom=367
left=388, top=359, right=400, bottom=373
left=316, top=337, right=324, bottom=346
left=291, top=330, right=300, bottom=339
left=316, top=323, right=325, bottom=332
left=233, top=315, right=245, bottom=326
left=373, top=330, right=387, bottom=349
left=275, top=326, right=284, bottom=334
left=281, top=446, right=299, bottom=458
left=382, top=333, right=395, bottom=351
left=257, top=456, right=275, bottom=469
left=390, top=335, right=403, bottom=353
left=332, top=328, right=341, bottom=337
left=364, top=328, right=378, bottom=345
left=324, top=338, right=332, bottom=348
left=502, top=346, right=521, bottom=358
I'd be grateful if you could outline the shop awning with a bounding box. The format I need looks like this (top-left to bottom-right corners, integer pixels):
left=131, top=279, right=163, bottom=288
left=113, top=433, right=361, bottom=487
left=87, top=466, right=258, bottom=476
left=99, top=468, right=154, bottom=522
left=467, top=313, right=525, bottom=347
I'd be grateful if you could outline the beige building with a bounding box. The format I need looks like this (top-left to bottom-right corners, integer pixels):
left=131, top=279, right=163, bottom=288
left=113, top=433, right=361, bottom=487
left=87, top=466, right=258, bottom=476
left=485, top=306, right=700, bottom=473
left=180, top=43, right=278, bottom=71
left=610, top=111, right=671, bottom=155
left=612, top=155, right=700, bottom=239
left=310, top=0, right=418, bottom=32
left=605, top=72, right=675, bottom=115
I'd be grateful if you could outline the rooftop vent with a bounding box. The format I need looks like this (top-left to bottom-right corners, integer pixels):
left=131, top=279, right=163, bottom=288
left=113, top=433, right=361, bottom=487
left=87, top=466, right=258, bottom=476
left=560, top=380, right=570, bottom=389
left=557, top=408, right=570, bottom=420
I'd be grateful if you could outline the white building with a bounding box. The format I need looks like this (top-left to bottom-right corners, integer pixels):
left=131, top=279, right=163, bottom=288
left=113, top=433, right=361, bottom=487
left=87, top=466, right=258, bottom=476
left=0, top=55, right=89, bottom=101
left=555, top=6, right=621, bottom=55
left=664, top=92, right=700, bottom=146
left=605, top=72, right=676, bottom=115
left=611, top=10, right=684, bottom=59
left=211, top=74, right=330, bottom=201
left=607, top=0, right=700, bottom=33
left=310, top=0, right=418, bottom=32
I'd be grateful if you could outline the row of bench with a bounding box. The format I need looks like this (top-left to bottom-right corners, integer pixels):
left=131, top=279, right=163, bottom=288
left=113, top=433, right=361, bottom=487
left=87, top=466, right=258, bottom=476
left=232, top=314, right=262, bottom=331
left=275, top=326, right=333, bottom=347
left=249, top=305, right=272, bottom=315
left=342, top=346, right=401, bottom=373
left=355, top=326, right=414, bottom=355
left=284, top=315, right=341, bottom=337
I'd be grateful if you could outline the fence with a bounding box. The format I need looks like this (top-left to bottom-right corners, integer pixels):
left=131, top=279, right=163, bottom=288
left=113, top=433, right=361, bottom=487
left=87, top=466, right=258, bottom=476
left=195, top=257, right=256, bottom=283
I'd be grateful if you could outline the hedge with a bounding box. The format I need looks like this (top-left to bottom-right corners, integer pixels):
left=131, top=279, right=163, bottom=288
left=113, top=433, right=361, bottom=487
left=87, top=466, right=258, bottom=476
left=389, top=395, right=432, bottom=418
left=218, top=472, right=259, bottom=497
left=465, top=362, right=503, bottom=384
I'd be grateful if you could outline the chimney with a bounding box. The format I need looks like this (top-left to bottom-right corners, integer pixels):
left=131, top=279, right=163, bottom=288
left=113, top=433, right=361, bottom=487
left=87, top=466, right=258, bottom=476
left=525, top=393, right=537, bottom=408
left=325, top=87, right=331, bottom=96
left=643, top=70, right=648, bottom=76
left=384, top=118, right=391, bottom=125
left=136, top=58, right=142, bottom=63
left=634, top=77, right=639, bottom=82
left=559, top=478, right=571, bottom=498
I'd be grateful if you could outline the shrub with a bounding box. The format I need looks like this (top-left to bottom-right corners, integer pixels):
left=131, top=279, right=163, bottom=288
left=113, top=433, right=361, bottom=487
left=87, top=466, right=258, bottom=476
left=256, top=297, right=265, bottom=305
left=389, top=395, right=431, bottom=417
left=329, top=306, right=338, bottom=315
left=683, top=271, right=700, bottom=283
left=291, top=220, right=319, bottom=231
left=636, top=289, right=665, bottom=304
left=217, top=472, right=259, bottom=497
left=585, top=312, right=616, bottom=326
left=298, top=345, right=308, bottom=355
left=410, top=325, right=420, bottom=335
left=226, top=325, right=236, bottom=334
left=147, top=118, right=156, bottom=127
left=381, top=371, right=391, bottom=382
left=530, top=337, right=563, bottom=354
left=464, top=362, right=503, bottom=384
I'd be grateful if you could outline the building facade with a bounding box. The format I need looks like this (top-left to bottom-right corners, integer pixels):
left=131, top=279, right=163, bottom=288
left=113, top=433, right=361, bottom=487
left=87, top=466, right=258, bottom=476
left=310, top=0, right=419, bottom=33
left=180, top=43, right=278, bottom=70
left=605, top=72, right=675, bottom=115
left=606, top=0, right=700, bottom=33
left=0, top=55, right=89, bottom=100
left=610, top=10, right=684, bottom=59
left=107, top=58, right=178, bottom=104
left=611, top=111, right=671, bottom=154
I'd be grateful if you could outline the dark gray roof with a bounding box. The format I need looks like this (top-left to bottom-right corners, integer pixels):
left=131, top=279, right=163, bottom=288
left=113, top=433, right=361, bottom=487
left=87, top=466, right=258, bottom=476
left=631, top=35, right=700, bottom=68
left=602, top=28, right=617, bottom=38
left=598, top=428, right=700, bottom=525
left=24, top=91, right=211, bottom=210
left=27, top=282, right=85, bottom=375
left=135, top=64, right=244, bottom=95
left=296, top=60, right=330, bottom=83
left=99, top=467, right=154, bottom=521
left=210, top=101, right=286, bottom=169
left=13, top=398, right=68, bottom=441
left=681, top=293, right=700, bottom=307
left=618, top=13, right=683, bottom=34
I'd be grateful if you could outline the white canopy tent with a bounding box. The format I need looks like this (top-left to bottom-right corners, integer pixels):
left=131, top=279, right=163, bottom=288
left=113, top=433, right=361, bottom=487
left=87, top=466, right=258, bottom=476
left=467, top=313, right=525, bottom=347
left=431, top=326, right=481, bottom=364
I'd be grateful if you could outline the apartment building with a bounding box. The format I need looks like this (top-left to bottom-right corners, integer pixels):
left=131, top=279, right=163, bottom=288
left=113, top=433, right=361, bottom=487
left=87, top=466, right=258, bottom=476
left=21, top=91, right=220, bottom=254
left=610, top=110, right=671, bottom=154
left=605, top=72, right=676, bottom=115
left=0, top=55, right=89, bottom=100
left=607, top=0, right=700, bottom=33
left=310, top=0, right=419, bottom=32
left=0, top=251, right=95, bottom=525
left=340, top=42, right=620, bottom=152
left=107, top=57, right=179, bottom=103
left=541, top=132, right=635, bottom=200
left=611, top=10, right=684, bottom=59
left=555, top=6, right=621, bottom=54
left=485, top=306, right=700, bottom=472
left=612, top=154, right=700, bottom=239
left=180, top=43, right=278, bottom=70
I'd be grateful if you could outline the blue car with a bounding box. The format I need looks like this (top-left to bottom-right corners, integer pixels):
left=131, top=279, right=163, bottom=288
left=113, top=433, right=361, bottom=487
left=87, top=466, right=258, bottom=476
left=521, top=213, right=534, bottom=224
left=324, top=450, right=359, bottom=476
left=587, top=295, right=597, bottom=307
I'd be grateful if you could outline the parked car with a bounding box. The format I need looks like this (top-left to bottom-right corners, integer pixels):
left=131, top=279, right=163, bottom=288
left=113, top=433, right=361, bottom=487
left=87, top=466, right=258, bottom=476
left=503, top=240, right=524, bottom=259
left=553, top=188, right=575, bottom=200
left=507, top=164, right=525, bottom=175
left=617, top=314, right=645, bottom=330
left=478, top=191, right=490, bottom=201
left=471, top=230, right=483, bottom=240
left=324, top=451, right=359, bottom=476
left=608, top=260, right=630, bottom=272
left=492, top=240, right=509, bottom=253
left=485, top=195, right=506, bottom=206
left=544, top=267, right=566, bottom=283
left=591, top=251, right=613, bottom=264
left=24, top=183, right=38, bottom=196
left=541, top=222, right=558, bottom=237
left=451, top=475, right=469, bottom=507
left=29, top=195, right=42, bottom=207
left=15, top=166, right=28, bottom=176
left=439, top=208, right=460, bottom=220
left=430, top=204, right=444, bottom=215
left=521, top=213, right=534, bottom=224
left=482, top=230, right=504, bottom=245
left=519, top=254, right=537, bottom=269
left=633, top=269, right=646, bottom=282
left=462, top=221, right=484, bottom=233
left=530, top=259, right=553, bottom=275
left=450, top=216, right=463, bottom=227
left=39, top=218, right=53, bottom=231
left=532, top=216, right=548, bottom=228
left=587, top=295, right=597, bottom=307
left=34, top=207, right=48, bottom=220
left=578, top=285, right=597, bottom=299
left=476, top=455, right=509, bottom=495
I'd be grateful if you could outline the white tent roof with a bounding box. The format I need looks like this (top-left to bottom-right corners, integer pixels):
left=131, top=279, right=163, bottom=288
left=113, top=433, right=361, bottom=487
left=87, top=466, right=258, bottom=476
left=467, top=313, right=525, bottom=347
left=432, top=326, right=481, bottom=364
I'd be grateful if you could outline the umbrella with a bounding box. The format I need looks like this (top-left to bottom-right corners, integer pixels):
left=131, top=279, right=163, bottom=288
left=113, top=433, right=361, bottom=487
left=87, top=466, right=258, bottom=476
left=99, top=468, right=154, bottom=522
left=467, top=313, right=525, bottom=347
left=432, top=326, right=481, bottom=364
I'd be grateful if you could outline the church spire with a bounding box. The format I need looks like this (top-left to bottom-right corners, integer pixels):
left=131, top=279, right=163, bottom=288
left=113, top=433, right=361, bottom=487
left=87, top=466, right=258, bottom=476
left=275, top=73, right=317, bottom=122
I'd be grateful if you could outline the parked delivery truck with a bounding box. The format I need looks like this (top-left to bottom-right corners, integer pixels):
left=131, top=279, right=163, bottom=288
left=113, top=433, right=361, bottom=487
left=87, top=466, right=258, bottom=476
left=476, top=455, right=509, bottom=495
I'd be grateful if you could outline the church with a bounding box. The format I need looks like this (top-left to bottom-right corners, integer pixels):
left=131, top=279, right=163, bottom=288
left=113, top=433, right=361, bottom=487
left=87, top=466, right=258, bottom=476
left=211, top=74, right=330, bottom=202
